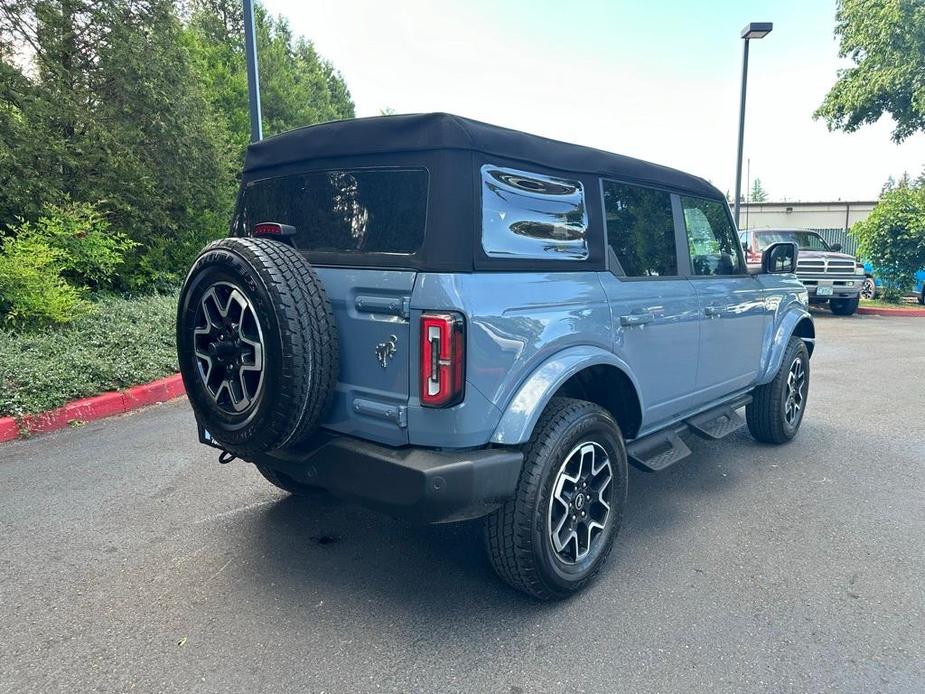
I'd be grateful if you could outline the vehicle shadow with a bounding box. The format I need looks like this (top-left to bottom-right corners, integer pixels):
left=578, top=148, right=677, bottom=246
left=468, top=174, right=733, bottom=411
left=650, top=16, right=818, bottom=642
left=234, top=430, right=767, bottom=617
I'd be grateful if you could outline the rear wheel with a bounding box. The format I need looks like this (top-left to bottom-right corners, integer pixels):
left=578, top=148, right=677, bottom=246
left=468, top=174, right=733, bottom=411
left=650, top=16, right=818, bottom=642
left=746, top=336, right=810, bottom=444
left=830, top=295, right=859, bottom=316
left=484, top=398, right=628, bottom=600
left=860, top=276, right=876, bottom=300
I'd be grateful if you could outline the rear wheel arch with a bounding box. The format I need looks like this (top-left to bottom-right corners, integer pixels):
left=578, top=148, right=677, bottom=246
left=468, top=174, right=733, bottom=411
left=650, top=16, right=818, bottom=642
left=489, top=349, right=644, bottom=445
left=552, top=364, right=642, bottom=440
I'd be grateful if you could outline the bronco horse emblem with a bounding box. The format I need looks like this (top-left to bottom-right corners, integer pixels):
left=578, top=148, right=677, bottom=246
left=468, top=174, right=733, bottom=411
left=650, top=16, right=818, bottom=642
left=376, top=334, right=398, bottom=369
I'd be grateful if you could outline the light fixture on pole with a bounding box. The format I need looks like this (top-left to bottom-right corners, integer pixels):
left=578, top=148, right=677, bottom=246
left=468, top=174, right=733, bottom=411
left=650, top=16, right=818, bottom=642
left=733, top=21, right=772, bottom=228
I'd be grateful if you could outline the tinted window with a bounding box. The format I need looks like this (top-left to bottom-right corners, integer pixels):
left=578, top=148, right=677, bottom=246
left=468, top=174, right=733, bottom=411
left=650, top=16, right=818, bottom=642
left=754, top=230, right=830, bottom=251
left=242, top=169, right=427, bottom=255
left=602, top=181, right=677, bottom=277
left=681, top=197, right=744, bottom=275
left=481, top=165, right=588, bottom=260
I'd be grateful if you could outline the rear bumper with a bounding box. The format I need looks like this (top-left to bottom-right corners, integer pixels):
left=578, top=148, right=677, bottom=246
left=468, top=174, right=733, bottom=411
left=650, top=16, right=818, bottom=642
left=252, top=432, right=523, bottom=524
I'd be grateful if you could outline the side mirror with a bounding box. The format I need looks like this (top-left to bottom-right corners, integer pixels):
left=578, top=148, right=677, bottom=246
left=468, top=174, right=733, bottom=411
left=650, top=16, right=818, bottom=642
left=762, top=241, right=799, bottom=274
left=830, top=242, right=842, bottom=252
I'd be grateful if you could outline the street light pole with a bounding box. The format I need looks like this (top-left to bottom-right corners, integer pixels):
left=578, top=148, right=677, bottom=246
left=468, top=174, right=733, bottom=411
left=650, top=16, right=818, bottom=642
left=733, top=22, right=772, bottom=228
left=243, top=0, right=262, bottom=142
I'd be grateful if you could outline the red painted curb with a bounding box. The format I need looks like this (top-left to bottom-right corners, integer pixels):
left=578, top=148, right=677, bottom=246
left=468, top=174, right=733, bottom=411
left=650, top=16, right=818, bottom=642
left=123, top=374, right=186, bottom=409
left=0, top=417, right=18, bottom=443
left=1, top=374, right=185, bottom=443
left=858, top=306, right=925, bottom=317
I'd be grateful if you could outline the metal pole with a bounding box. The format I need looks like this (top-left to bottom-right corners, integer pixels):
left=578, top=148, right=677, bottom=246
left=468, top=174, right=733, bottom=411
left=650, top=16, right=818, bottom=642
left=733, top=38, right=750, bottom=228
left=745, top=157, right=751, bottom=230
left=243, top=0, right=262, bottom=142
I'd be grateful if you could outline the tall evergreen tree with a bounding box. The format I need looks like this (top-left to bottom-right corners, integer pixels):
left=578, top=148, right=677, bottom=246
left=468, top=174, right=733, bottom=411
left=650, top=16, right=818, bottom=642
left=750, top=178, right=769, bottom=203
left=0, top=0, right=355, bottom=288
left=185, top=0, right=355, bottom=165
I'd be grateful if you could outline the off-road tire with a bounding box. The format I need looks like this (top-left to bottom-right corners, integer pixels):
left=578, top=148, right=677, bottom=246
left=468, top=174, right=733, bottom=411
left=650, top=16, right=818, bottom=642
left=255, top=464, right=324, bottom=496
left=177, top=237, right=338, bottom=458
left=830, top=295, right=859, bottom=316
left=484, top=398, right=628, bottom=600
left=746, top=336, right=809, bottom=444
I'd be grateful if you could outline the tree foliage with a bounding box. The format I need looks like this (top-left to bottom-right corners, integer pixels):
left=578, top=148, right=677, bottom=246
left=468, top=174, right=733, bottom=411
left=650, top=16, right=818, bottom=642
left=750, top=178, right=768, bottom=202
left=853, top=181, right=925, bottom=300
left=815, top=0, right=925, bottom=143
left=185, top=0, right=354, bottom=176
left=0, top=0, right=354, bottom=292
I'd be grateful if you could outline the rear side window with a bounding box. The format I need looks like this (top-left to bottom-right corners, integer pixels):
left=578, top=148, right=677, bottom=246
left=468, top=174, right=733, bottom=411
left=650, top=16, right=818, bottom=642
left=681, top=197, right=744, bottom=276
left=602, top=181, right=678, bottom=277
left=481, top=165, right=589, bottom=260
left=242, top=168, right=428, bottom=256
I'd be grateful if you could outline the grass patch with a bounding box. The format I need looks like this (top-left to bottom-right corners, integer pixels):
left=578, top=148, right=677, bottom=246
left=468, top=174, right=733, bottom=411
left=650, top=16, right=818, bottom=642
left=861, top=296, right=921, bottom=309
left=0, top=292, right=178, bottom=416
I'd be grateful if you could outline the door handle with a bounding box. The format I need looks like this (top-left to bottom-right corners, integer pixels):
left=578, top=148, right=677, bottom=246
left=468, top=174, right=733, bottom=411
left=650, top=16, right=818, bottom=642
left=704, top=305, right=723, bottom=318
left=620, top=312, right=655, bottom=327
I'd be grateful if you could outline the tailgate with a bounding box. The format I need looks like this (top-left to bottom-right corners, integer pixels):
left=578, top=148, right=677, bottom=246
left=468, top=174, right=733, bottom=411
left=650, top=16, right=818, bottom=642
left=315, top=267, right=417, bottom=446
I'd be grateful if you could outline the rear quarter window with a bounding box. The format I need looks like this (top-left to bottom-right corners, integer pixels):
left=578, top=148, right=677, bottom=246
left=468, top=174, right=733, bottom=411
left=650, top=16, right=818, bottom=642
left=481, top=165, right=589, bottom=260
left=242, top=168, right=428, bottom=256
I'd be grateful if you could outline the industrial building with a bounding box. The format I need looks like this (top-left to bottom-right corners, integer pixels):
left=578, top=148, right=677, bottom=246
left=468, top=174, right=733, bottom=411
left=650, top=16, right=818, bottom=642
left=739, top=200, right=876, bottom=256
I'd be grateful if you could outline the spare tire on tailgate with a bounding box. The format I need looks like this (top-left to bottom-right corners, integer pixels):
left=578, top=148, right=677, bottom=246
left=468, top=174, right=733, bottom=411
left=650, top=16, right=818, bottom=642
left=176, top=237, right=338, bottom=457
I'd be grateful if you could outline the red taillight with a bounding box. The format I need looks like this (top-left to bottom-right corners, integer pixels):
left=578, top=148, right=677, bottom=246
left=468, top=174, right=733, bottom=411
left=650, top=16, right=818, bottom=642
left=254, top=222, right=283, bottom=236
left=420, top=312, right=465, bottom=407
left=253, top=222, right=296, bottom=237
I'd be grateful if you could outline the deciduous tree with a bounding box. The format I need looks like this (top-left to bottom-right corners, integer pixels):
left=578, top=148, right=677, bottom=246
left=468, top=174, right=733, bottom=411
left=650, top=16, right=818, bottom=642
left=815, top=0, right=925, bottom=143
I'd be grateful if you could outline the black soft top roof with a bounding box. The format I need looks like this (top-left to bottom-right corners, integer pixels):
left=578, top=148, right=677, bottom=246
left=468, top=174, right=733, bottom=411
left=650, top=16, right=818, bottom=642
left=243, top=112, right=722, bottom=199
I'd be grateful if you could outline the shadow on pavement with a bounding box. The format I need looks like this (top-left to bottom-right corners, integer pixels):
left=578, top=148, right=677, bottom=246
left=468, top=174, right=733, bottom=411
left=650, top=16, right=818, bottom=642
left=230, top=432, right=765, bottom=615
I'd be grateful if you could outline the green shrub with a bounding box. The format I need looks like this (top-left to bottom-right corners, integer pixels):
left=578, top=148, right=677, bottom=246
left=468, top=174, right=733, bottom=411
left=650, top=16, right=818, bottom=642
left=853, top=185, right=925, bottom=303
left=14, top=202, right=136, bottom=288
left=0, top=202, right=135, bottom=327
left=0, top=234, right=91, bottom=328
left=0, top=292, right=179, bottom=416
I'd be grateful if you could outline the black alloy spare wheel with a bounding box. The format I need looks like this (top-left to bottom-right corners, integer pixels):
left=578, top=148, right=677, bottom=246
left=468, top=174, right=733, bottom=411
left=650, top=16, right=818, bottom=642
left=177, top=237, right=339, bottom=458
left=194, top=282, right=265, bottom=416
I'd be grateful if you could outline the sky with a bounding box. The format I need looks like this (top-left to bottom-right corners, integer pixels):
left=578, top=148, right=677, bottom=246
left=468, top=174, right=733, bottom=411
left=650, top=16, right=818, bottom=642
left=261, top=0, right=925, bottom=202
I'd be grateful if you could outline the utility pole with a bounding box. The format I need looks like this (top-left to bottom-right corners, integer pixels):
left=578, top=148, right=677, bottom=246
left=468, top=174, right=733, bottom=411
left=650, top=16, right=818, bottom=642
left=243, top=0, right=262, bottom=142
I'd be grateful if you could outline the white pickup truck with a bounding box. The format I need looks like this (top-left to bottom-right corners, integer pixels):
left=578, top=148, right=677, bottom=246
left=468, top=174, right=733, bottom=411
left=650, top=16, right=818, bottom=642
left=740, top=228, right=864, bottom=315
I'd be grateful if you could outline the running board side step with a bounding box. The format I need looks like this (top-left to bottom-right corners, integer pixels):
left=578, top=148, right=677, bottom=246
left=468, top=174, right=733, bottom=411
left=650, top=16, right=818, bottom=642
left=626, top=395, right=752, bottom=472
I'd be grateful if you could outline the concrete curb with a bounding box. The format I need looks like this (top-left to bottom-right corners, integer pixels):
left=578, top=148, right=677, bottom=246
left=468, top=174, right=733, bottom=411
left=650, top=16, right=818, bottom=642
left=0, top=374, right=185, bottom=443
left=858, top=306, right=925, bottom=317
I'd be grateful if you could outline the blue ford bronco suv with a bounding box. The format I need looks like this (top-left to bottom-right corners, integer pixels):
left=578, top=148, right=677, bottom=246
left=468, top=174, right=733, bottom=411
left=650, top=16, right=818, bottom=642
left=177, top=113, right=815, bottom=599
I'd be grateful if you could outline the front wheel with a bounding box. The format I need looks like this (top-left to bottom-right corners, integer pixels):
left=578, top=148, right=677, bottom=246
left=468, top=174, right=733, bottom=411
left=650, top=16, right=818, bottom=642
left=861, top=276, right=876, bottom=300
left=830, top=295, right=859, bottom=316
left=746, top=336, right=810, bottom=444
left=484, top=398, right=628, bottom=600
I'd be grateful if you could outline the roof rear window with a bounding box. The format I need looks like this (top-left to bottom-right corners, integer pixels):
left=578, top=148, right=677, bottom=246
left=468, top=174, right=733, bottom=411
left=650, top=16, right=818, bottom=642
left=242, top=168, right=427, bottom=256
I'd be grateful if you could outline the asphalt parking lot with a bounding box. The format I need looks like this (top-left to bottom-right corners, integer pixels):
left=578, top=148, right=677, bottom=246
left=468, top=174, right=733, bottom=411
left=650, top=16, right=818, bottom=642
left=1, top=312, right=923, bottom=693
